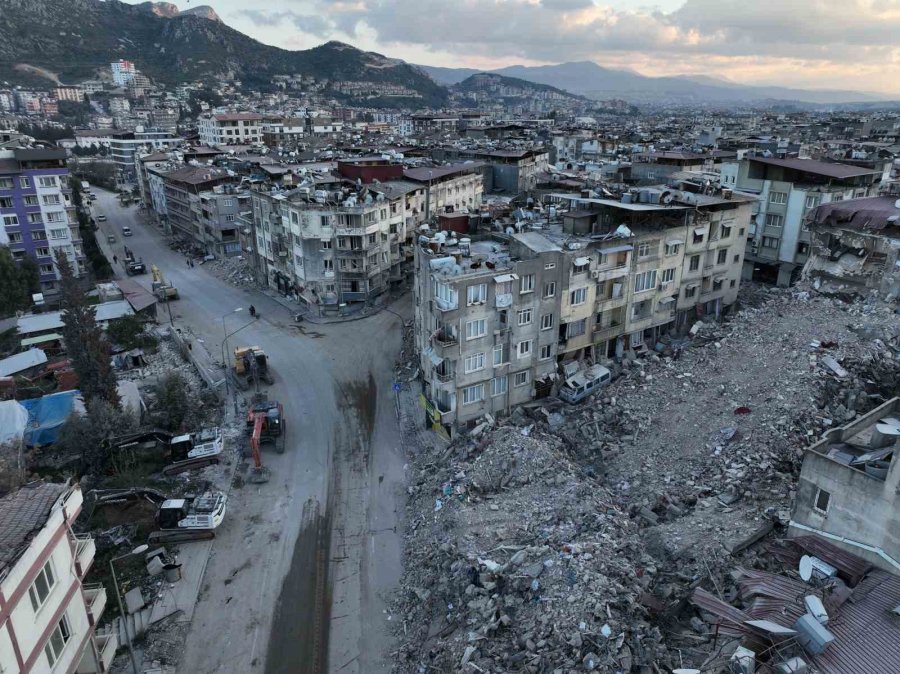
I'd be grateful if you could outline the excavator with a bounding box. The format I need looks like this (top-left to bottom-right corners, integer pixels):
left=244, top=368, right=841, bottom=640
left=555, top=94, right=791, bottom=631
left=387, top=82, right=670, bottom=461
left=245, top=398, right=285, bottom=483
left=151, top=265, right=179, bottom=301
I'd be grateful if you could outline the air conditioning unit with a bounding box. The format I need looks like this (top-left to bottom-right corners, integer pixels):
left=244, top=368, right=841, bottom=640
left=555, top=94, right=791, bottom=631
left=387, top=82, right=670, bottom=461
left=591, top=270, right=602, bottom=279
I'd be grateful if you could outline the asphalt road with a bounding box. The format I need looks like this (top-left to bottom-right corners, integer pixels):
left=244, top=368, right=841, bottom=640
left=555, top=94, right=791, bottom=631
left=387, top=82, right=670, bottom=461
left=89, top=190, right=408, bottom=674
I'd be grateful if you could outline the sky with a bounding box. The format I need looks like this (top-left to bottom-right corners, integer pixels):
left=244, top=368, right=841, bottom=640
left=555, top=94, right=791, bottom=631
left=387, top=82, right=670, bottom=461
left=125, top=0, right=899, bottom=96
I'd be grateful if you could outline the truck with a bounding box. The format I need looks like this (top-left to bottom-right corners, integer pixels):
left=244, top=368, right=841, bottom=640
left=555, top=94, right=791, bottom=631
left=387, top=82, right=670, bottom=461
left=151, top=265, right=179, bottom=300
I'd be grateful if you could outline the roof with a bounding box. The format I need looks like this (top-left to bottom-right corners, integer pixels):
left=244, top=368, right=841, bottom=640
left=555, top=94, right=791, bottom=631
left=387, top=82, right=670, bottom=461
left=213, top=113, right=263, bottom=122
left=12, top=148, right=67, bottom=161
left=164, top=165, right=230, bottom=186
left=94, top=300, right=134, bottom=322
left=17, top=312, right=64, bottom=335
left=748, top=156, right=881, bottom=179
left=114, top=278, right=157, bottom=313
left=811, top=196, right=900, bottom=232
left=812, top=570, right=900, bottom=674
left=404, top=163, right=483, bottom=182
left=0, top=482, right=68, bottom=579
left=0, top=348, right=48, bottom=376
left=20, top=333, right=62, bottom=347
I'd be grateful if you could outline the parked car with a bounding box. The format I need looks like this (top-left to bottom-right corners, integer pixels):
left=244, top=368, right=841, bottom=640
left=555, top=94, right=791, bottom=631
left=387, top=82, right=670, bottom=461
left=96, top=214, right=107, bottom=222
left=107, top=234, right=116, bottom=244
left=121, top=226, right=133, bottom=237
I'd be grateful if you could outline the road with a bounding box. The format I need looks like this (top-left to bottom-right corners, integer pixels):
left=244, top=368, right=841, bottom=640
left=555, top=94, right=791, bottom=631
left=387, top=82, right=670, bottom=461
left=89, top=189, right=407, bottom=674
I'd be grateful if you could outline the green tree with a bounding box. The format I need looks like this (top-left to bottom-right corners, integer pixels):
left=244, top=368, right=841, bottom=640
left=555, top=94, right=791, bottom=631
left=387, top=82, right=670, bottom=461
left=57, top=399, right=136, bottom=475
left=151, top=372, right=196, bottom=432
left=55, top=250, right=120, bottom=406
left=0, top=248, right=39, bottom=316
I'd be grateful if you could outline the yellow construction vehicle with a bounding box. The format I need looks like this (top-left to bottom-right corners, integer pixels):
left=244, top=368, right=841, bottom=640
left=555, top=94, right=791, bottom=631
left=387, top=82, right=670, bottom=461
left=231, top=346, right=274, bottom=390
left=151, top=265, right=179, bottom=300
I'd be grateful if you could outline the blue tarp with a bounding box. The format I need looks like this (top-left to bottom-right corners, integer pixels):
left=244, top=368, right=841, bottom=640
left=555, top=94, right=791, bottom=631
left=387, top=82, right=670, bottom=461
left=20, top=390, right=84, bottom=447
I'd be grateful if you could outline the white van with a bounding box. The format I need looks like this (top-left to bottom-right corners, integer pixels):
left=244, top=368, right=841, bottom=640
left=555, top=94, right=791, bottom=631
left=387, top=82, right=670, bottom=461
left=558, top=364, right=612, bottom=404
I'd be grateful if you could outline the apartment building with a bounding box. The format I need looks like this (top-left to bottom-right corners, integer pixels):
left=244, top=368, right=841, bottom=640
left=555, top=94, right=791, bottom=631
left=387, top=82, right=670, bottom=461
left=414, top=186, right=754, bottom=433
left=197, top=113, right=263, bottom=147
left=0, top=482, right=116, bottom=674
left=403, top=164, right=484, bottom=219
left=790, top=398, right=900, bottom=573
left=191, top=187, right=251, bottom=257
left=721, top=156, right=884, bottom=286
left=162, top=166, right=232, bottom=240
left=439, top=148, right=550, bottom=194
left=110, top=59, right=135, bottom=86
left=0, top=148, right=84, bottom=293
left=250, top=180, right=419, bottom=302
left=108, top=128, right=180, bottom=182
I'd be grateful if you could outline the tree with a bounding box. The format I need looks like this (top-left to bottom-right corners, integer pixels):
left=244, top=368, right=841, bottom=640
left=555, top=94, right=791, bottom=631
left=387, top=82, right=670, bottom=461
left=0, top=248, right=40, bottom=316
left=151, top=372, right=197, bottom=432
left=55, top=250, right=120, bottom=407
left=57, top=399, right=136, bottom=475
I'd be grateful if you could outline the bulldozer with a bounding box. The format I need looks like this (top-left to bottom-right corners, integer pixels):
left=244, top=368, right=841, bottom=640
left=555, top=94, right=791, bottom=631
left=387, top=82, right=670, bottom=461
left=151, top=264, right=179, bottom=301
left=244, top=398, right=285, bottom=482
left=231, top=346, right=274, bottom=390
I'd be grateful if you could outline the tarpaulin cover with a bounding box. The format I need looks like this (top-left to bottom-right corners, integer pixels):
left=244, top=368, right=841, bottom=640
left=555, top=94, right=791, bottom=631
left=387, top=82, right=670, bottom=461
left=0, top=400, right=28, bottom=445
left=20, top=390, right=85, bottom=447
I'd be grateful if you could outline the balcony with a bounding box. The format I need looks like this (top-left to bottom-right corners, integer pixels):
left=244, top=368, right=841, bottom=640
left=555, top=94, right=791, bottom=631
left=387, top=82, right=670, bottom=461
left=83, top=583, right=108, bottom=625
left=433, top=368, right=455, bottom=384
left=434, top=296, right=458, bottom=312
left=96, top=630, right=118, bottom=671
left=593, top=265, right=630, bottom=283
left=74, top=534, right=95, bottom=577
left=593, top=322, right=624, bottom=341
left=596, top=294, right=627, bottom=311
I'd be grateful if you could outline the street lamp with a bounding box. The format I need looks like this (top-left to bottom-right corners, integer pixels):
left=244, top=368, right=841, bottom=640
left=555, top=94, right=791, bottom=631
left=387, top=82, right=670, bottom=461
left=221, top=308, right=244, bottom=396
left=110, top=543, right=149, bottom=674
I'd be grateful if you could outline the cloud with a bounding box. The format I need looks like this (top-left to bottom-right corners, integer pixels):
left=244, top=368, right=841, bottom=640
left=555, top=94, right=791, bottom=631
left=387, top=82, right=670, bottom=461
left=235, top=9, right=335, bottom=36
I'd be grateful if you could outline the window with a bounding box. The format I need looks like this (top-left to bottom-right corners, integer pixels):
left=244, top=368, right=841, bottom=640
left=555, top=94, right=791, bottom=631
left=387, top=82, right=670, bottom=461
left=49, top=228, right=68, bottom=240
left=566, top=318, right=587, bottom=338
left=42, top=195, right=61, bottom=206
left=491, top=376, right=507, bottom=397
left=713, top=279, right=723, bottom=291
left=637, top=242, right=652, bottom=258
left=0, top=178, right=13, bottom=189
left=693, top=230, right=704, bottom=244
left=661, top=268, right=675, bottom=283
left=463, top=383, right=484, bottom=405
left=798, top=242, right=810, bottom=255
left=32, top=230, right=46, bottom=240
left=544, top=261, right=556, bottom=270
left=20, top=177, right=31, bottom=189
left=574, top=260, right=589, bottom=274
left=29, top=560, right=56, bottom=612
left=684, top=285, right=697, bottom=299
left=37, top=247, right=50, bottom=257
left=664, top=243, right=680, bottom=256
left=769, top=191, right=787, bottom=204
left=465, top=319, right=486, bottom=340
left=38, top=176, right=57, bottom=188
left=28, top=213, right=43, bottom=224
left=717, top=249, right=727, bottom=264
left=466, top=283, right=487, bottom=306
left=761, top=236, right=779, bottom=249
left=513, top=370, right=529, bottom=387
left=464, top=352, right=485, bottom=373
left=540, top=313, right=554, bottom=330
left=689, top=255, right=700, bottom=271
left=517, top=339, right=532, bottom=359
left=520, top=274, right=535, bottom=294
left=720, top=225, right=732, bottom=239
left=44, top=614, right=72, bottom=667
left=0, top=197, right=12, bottom=209
left=3, top=215, right=18, bottom=226
left=730, top=279, right=736, bottom=288
left=805, top=195, right=820, bottom=209
left=543, top=281, right=556, bottom=299
left=539, top=344, right=553, bottom=360
left=633, top=270, right=657, bottom=293
left=8, top=232, right=22, bottom=243
left=46, top=212, right=64, bottom=223
left=569, top=287, right=587, bottom=306
left=814, top=488, right=831, bottom=514
left=24, top=196, right=38, bottom=206
left=321, top=240, right=333, bottom=249
left=40, top=264, right=54, bottom=274
left=223, top=198, right=234, bottom=207
left=225, top=214, right=236, bottom=222
left=517, top=308, right=533, bottom=326
left=765, top=213, right=783, bottom=228
left=493, top=344, right=507, bottom=366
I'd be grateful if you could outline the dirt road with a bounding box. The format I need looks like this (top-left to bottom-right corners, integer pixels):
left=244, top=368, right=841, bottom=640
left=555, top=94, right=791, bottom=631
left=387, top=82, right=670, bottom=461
left=90, top=192, right=408, bottom=673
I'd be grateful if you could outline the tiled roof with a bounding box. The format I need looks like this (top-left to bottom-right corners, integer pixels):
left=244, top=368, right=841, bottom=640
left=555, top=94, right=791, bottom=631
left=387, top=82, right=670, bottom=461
left=0, top=481, right=68, bottom=579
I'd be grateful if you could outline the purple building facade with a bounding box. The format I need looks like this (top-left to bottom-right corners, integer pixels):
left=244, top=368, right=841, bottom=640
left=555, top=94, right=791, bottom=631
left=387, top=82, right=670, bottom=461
left=0, top=148, right=84, bottom=294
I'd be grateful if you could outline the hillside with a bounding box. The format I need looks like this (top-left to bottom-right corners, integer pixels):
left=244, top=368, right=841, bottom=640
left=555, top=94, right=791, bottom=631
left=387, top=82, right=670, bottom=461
left=418, top=59, right=887, bottom=106
left=453, top=72, right=586, bottom=103
left=0, top=0, right=447, bottom=105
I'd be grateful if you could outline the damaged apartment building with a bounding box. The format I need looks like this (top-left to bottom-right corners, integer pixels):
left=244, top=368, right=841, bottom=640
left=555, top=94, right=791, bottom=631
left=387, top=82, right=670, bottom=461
left=414, top=186, right=755, bottom=433
left=250, top=159, right=422, bottom=301
left=802, top=195, right=900, bottom=298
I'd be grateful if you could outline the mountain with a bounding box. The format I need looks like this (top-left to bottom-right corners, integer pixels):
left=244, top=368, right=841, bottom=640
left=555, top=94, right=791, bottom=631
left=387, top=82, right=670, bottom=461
left=136, top=2, right=222, bottom=22
left=417, top=59, right=888, bottom=105
left=0, top=0, right=446, bottom=105
left=453, top=72, right=586, bottom=104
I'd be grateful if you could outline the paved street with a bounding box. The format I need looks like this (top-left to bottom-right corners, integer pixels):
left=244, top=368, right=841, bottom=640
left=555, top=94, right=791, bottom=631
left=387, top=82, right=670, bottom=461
left=89, top=189, right=408, bottom=674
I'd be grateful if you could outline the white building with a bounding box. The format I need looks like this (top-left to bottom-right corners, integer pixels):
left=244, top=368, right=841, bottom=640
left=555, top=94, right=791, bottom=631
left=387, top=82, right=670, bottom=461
left=110, top=60, right=135, bottom=87
left=0, top=482, right=116, bottom=674
left=197, top=113, right=263, bottom=147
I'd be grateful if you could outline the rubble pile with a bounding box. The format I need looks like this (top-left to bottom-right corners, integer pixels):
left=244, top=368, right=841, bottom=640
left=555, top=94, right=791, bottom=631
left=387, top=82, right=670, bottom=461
left=394, top=285, right=899, bottom=672
left=205, top=255, right=257, bottom=288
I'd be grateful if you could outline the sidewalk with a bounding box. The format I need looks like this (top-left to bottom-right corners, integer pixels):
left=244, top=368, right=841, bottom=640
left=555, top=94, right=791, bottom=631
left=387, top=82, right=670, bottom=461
left=258, top=285, right=409, bottom=325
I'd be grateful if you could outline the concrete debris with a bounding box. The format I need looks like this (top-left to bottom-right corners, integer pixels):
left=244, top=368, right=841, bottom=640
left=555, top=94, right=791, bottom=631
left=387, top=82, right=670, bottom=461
left=204, top=255, right=258, bottom=288
left=393, top=283, right=899, bottom=672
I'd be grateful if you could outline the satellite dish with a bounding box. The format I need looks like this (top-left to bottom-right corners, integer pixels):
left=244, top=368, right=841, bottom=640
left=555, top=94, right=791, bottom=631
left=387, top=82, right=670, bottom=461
left=799, top=555, right=813, bottom=582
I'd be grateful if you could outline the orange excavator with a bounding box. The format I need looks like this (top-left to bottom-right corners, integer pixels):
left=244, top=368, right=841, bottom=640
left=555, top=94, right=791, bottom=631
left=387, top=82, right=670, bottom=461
left=245, top=398, right=285, bottom=482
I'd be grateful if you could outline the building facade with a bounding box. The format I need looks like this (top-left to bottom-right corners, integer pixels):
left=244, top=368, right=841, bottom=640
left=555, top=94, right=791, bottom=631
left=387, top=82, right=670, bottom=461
left=192, top=187, right=251, bottom=257
left=162, top=166, right=232, bottom=241
left=722, top=156, right=885, bottom=286
left=414, top=186, right=754, bottom=433
left=0, top=482, right=116, bottom=674
left=198, top=113, right=263, bottom=147
left=0, top=149, right=84, bottom=293
left=110, top=60, right=135, bottom=86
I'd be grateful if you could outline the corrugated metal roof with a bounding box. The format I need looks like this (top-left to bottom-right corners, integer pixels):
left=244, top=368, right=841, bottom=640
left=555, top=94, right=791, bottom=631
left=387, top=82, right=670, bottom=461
left=812, top=570, right=900, bottom=674
left=0, top=482, right=68, bottom=580
left=0, top=348, right=48, bottom=376
left=792, top=535, right=872, bottom=587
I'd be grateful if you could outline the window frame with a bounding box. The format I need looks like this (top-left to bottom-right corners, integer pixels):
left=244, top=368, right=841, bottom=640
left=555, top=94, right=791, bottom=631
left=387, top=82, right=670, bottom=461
left=44, top=613, right=72, bottom=667
left=539, top=344, right=553, bottom=361
left=464, top=352, right=485, bottom=373
left=462, top=383, right=484, bottom=405
left=513, top=370, right=529, bottom=387
left=543, top=281, right=556, bottom=299
left=813, top=488, right=831, bottom=514
left=517, top=308, right=533, bottom=326
left=569, top=287, right=587, bottom=306
left=29, top=560, right=56, bottom=613
left=540, top=313, right=554, bottom=331
left=491, top=376, right=507, bottom=397
left=465, top=319, right=487, bottom=341
left=516, top=339, right=532, bottom=359
left=466, top=283, right=487, bottom=306
left=519, top=274, right=535, bottom=294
